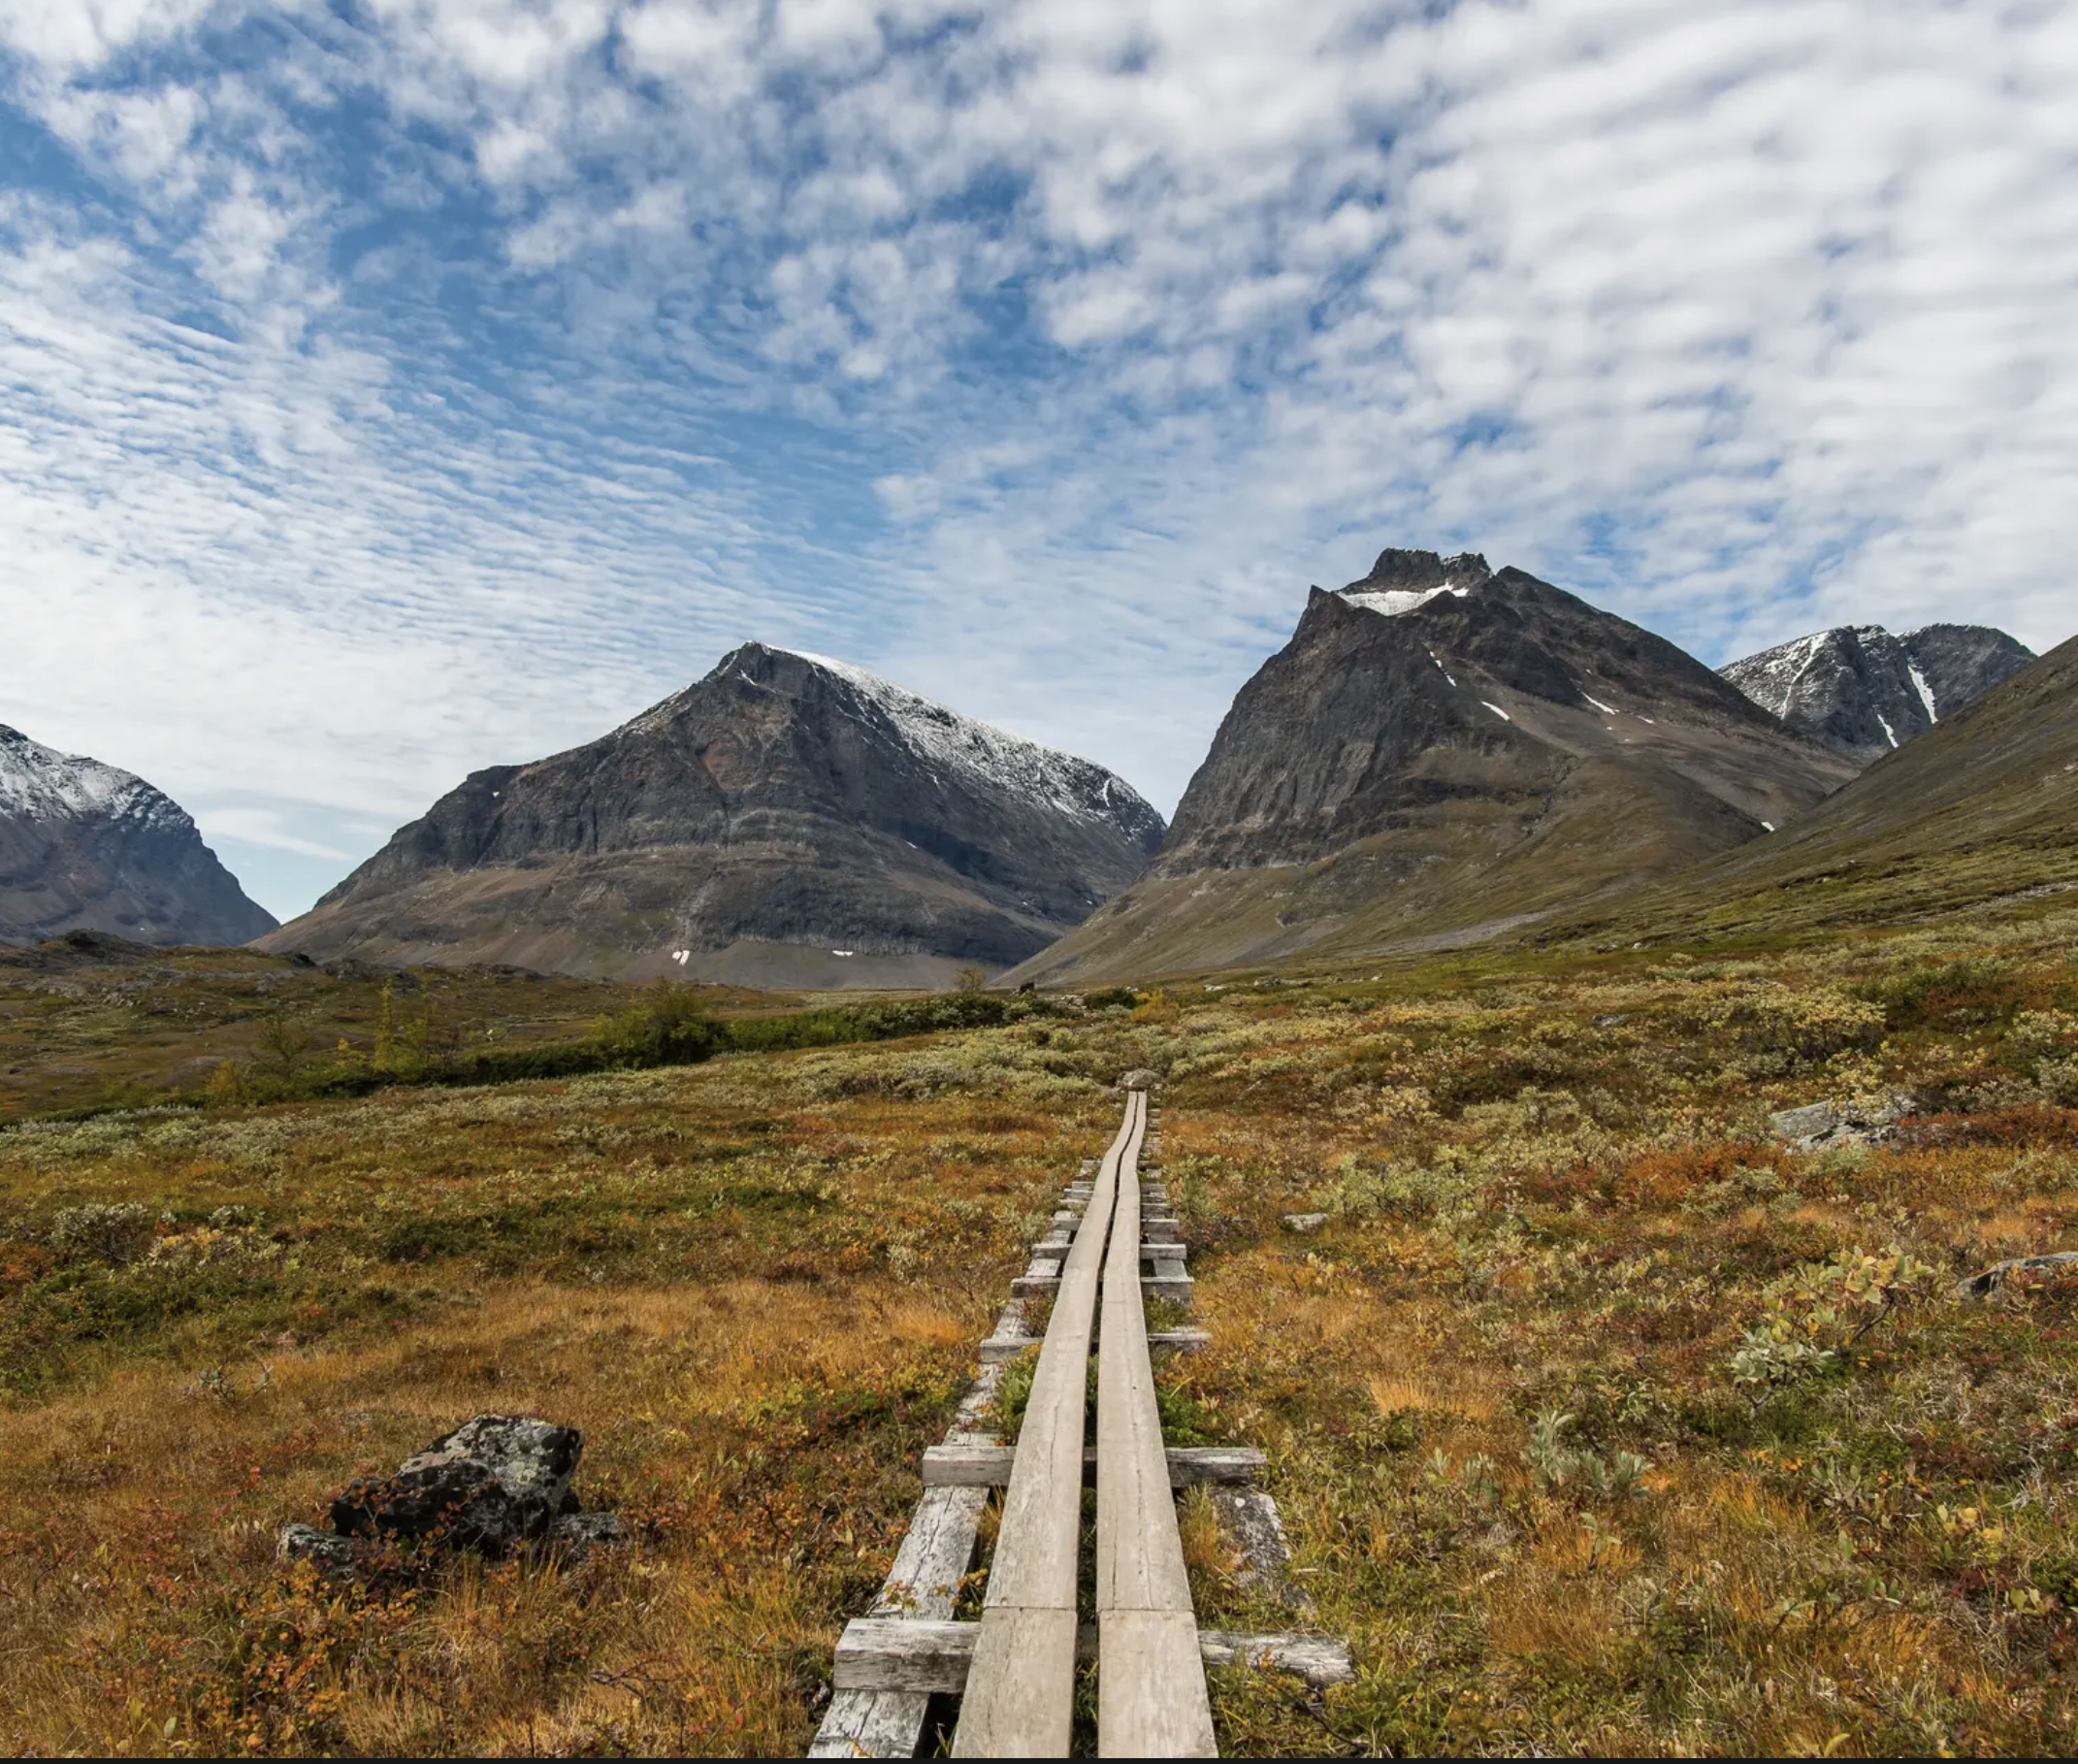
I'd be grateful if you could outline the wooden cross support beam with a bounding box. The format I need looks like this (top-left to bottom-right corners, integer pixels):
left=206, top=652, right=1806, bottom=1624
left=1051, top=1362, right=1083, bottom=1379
left=834, top=1617, right=1354, bottom=1695
left=920, top=1444, right=1267, bottom=1488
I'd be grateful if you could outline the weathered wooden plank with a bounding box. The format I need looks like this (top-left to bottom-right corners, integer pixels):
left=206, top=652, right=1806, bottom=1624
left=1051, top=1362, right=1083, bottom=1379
left=923, top=1444, right=1268, bottom=1487
left=978, top=1335, right=1038, bottom=1362
left=1197, top=1630, right=1354, bottom=1686
left=810, top=1336, right=1006, bottom=1756
left=1100, top=1611, right=1218, bottom=1757
left=808, top=1689, right=938, bottom=1758
left=834, top=1617, right=976, bottom=1693
left=829, top=1617, right=1352, bottom=1694
left=1095, top=1088, right=1218, bottom=1759
left=953, top=1100, right=1135, bottom=1759
left=1148, top=1328, right=1211, bottom=1352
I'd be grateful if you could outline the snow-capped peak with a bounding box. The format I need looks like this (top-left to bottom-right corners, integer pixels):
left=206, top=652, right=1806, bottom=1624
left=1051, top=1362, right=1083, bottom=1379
left=765, top=647, right=1161, bottom=833
left=0, top=725, right=176, bottom=828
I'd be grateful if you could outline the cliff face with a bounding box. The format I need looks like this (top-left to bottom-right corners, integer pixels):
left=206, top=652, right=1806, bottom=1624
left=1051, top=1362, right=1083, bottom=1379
left=0, top=725, right=276, bottom=947
left=1722, top=623, right=2035, bottom=765
left=1007, top=549, right=1856, bottom=984
left=264, top=644, right=1165, bottom=986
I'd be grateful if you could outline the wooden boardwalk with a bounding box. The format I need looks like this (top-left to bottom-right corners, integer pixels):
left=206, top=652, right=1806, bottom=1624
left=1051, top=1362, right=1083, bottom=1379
left=814, top=1091, right=1345, bottom=1758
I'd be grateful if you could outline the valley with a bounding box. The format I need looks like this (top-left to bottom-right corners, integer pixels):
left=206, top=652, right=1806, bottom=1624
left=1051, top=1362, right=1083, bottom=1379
left=1, top=548, right=2072, bottom=1758
left=3, top=885, right=2076, bottom=1754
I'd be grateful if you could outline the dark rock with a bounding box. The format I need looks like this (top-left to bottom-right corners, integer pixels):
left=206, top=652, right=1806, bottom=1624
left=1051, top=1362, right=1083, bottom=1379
left=0, top=725, right=275, bottom=948
left=330, top=1415, right=583, bottom=1554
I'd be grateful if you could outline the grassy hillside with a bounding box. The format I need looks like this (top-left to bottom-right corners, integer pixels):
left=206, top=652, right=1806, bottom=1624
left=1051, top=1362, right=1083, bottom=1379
left=1560, top=632, right=2078, bottom=950
left=4, top=884, right=2078, bottom=1753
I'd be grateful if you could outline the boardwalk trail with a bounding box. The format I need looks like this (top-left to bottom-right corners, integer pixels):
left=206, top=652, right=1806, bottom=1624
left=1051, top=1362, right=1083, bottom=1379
left=813, top=1090, right=1347, bottom=1759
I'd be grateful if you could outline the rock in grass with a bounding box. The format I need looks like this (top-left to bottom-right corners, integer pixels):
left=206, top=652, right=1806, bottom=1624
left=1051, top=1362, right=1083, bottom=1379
left=1768, top=1101, right=1841, bottom=1141
left=549, top=1511, right=629, bottom=1561
left=276, top=1521, right=359, bottom=1575
left=1282, top=1213, right=1330, bottom=1233
left=1957, top=1251, right=2078, bottom=1301
left=1118, top=1067, right=1160, bottom=1091
left=328, top=1415, right=584, bottom=1554
left=1769, top=1092, right=1919, bottom=1148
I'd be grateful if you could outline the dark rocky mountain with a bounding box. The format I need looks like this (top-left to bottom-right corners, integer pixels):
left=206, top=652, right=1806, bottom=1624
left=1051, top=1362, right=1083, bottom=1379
left=263, top=644, right=1165, bottom=987
left=0, top=724, right=276, bottom=947
left=1007, top=548, right=1857, bottom=984
left=1722, top=623, right=2035, bottom=765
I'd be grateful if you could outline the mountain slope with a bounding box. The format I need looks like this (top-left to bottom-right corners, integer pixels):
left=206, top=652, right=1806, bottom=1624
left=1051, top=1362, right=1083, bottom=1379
left=1722, top=623, right=2034, bottom=765
left=1584, top=630, right=2078, bottom=943
left=1008, top=549, right=1855, bottom=984
left=0, top=726, right=276, bottom=946
left=263, top=644, right=1164, bottom=985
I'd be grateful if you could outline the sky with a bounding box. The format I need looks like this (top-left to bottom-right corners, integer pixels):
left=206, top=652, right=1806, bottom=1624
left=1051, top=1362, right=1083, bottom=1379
left=1, top=0, right=2074, bottom=922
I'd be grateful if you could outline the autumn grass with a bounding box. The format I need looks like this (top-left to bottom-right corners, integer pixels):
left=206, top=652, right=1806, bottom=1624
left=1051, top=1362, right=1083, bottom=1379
left=5, top=900, right=2078, bottom=1753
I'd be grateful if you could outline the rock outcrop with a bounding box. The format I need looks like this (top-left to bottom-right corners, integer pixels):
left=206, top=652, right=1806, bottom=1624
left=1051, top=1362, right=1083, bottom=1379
left=0, top=725, right=276, bottom=947
left=1722, top=623, right=2035, bottom=765
left=280, top=1414, right=623, bottom=1572
left=1008, top=548, right=1855, bottom=982
left=263, top=645, right=1165, bottom=986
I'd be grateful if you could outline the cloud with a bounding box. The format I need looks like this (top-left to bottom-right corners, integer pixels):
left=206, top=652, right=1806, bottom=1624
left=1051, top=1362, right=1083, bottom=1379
left=0, top=0, right=2074, bottom=917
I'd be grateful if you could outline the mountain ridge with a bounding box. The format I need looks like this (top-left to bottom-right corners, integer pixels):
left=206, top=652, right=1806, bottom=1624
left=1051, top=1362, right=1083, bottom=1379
left=266, top=643, right=1164, bottom=986
left=1007, top=549, right=1856, bottom=984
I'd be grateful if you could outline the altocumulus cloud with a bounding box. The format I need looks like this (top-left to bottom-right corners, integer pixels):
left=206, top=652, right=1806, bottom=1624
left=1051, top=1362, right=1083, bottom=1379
left=0, top=0, right=2073, bottom=916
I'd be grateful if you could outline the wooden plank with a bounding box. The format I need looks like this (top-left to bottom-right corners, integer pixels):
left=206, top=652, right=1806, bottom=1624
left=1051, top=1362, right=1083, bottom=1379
left=1148, top=1329, right=1211, bottom=1352
left=1197, top=1631, right=1355, bottom=1686
left=831, top=1618, right=1352, bottom=1694
left=1095, top=1088, right=1218, bottom=1759
left=810, top=1333, right=1008, bottom=1757
left=952, top=1100, right=1135, bottom=1759
left=921, top=1444, right=1266, bottom=1488
left=834, top=1617, right=976, bottom=1693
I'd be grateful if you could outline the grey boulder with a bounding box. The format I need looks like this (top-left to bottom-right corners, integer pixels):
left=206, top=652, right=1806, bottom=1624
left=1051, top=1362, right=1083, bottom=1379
left=329, top=1415, right=585, bottom=1554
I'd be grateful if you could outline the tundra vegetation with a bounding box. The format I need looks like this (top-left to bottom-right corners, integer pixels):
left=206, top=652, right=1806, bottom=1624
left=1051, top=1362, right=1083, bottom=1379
left=2, top=898, right=2076, bottom=1755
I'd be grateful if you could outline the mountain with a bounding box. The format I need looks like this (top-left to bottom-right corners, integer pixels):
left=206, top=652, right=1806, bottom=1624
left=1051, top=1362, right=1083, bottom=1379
left=1577, top=630, right=2078, bottom=944
left=1722, top=623, right=2035, bottom=765
left=0, top=725, right=276, bottom=947
left=1006, top=549, right=1856, bottom=984
left=262, top=644, right=1165, bottom=987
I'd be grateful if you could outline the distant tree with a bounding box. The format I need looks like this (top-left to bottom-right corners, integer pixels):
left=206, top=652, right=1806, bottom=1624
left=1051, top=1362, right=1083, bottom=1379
left=955, top=964, right=988, bottom=994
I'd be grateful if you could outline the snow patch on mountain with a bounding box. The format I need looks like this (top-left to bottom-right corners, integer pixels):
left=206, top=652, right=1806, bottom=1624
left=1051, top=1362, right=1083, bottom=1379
left=1344, top=583, right=1472, bottom=619
left=0, top=725, right=182, bottom=830
left=1908, top=662, right=1939, bottom=723
left=776, top=649, right=1161, bottom=834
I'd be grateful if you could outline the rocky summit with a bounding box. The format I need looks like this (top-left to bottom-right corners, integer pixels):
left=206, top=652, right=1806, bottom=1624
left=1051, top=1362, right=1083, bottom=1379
left=1721, top=623, right=2035, bottom=765
left=0, top=724, right=276, bottom=948
left=263, top=643, right=1165, bottom=987
left=1008, top=548, right=1857, bottom=983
